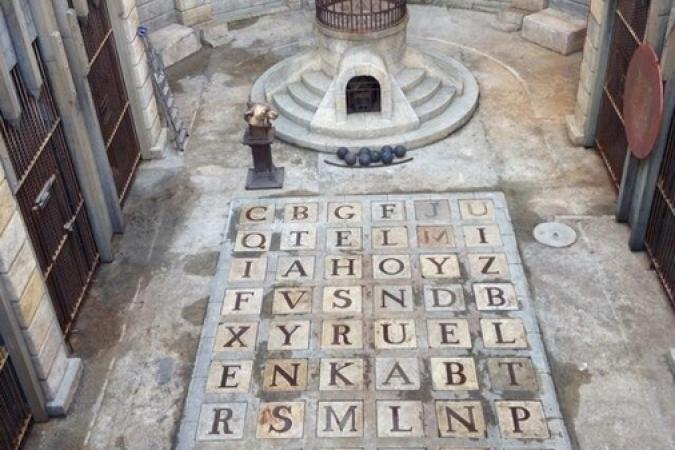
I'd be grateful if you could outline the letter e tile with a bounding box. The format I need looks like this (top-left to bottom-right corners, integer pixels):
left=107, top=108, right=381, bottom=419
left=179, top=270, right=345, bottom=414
left=495, top=401, right=549, bottom=439
left=256, top=401, right=305, bottom=439
left=206, top=360, right=253, bottom=393
left=427, top=319, right=472, bottom=349
left=197, top=403, right=247, bottom=440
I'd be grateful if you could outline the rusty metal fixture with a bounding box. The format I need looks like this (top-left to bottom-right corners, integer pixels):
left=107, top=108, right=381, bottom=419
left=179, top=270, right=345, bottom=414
left=315, top=0, right=407, bottom=33
left=0, top=347, right=33, bottom=450
left=623, top=43, right=663, bottom=160
left=243, top=103, right=284, bottom=190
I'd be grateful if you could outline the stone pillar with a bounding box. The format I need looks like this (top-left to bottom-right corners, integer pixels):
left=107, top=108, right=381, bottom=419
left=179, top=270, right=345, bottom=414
left=565, top=0, right=614, bottom=146
left=107, top=0, right=168, bottom=160
left=0, top=145, right=82, bottom=416
left=176, top=0, right=214, bottom=26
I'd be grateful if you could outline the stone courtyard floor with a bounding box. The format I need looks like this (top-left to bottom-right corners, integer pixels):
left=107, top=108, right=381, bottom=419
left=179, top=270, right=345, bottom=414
left=24, top=6, right=675, bottom=450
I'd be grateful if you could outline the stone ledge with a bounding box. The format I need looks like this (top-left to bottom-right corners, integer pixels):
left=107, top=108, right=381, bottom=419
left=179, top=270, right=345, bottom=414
left=522, top=8, right=587, bottom=55
left=566, top=113, right=585, bottom=146
left=149, top=24, right=202, bottom=68
left=144, top=126, right=169, bottom=160
left=46, top=357, right=83, bottom=417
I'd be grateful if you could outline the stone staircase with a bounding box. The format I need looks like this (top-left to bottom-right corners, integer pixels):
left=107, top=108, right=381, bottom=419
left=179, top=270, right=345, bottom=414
left=272, top=68, right=456, bottom=132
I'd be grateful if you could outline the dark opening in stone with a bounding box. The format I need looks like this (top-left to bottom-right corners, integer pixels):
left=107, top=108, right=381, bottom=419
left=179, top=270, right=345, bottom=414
left=346, top=76, right=381, bottom=114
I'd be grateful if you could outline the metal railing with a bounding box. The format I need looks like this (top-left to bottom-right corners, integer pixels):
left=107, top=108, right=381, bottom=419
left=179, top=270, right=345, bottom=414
left=0, top=348, right=32, bottom=450
left=316, top=0, right=407, bottom=32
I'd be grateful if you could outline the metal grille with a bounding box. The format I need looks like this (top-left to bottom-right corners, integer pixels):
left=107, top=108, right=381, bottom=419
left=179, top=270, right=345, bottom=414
left=0, top=347, right=32, bottom=450
left=346, top=76, right=382, bottom=114
left=316, top=0, right=407, bottom=32
left=595, top=0, right=651, bottom=188
left=645, top=112, right=675, bottom=304
left=78, top=0, right=141, bottom=204
left=0, top=44, right=99, bottom=335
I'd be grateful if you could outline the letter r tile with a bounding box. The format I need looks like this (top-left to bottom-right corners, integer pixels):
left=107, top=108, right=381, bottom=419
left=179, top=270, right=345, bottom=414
left=197, top=402, right=247, bottom=440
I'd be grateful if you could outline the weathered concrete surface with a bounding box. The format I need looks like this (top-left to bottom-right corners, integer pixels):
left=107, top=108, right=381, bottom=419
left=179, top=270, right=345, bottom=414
left=25, top=6, right=675, bottom=450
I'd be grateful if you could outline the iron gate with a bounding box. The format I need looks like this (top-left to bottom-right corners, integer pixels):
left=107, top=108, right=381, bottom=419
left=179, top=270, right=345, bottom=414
left=0, top=345, right=31, bottom=450
left=0, top=44, right=99, bottom=335
left=595, top=0, right=651, bottom=188
left=645, top=114, right=675, bottom=304
left=76, top=0, right=141, bottom=204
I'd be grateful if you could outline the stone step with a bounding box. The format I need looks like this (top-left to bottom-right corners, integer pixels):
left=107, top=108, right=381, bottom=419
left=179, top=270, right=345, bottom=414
left=521, top=7, right=587, bottom=55
left=301, top=70, right=332, bottom=97
left=149, top=24, right=202, bottom=68
left=396, top=68, right=426, bottom=92
left=274, top=93, right=314, bottom=127
left=407, top=76, right=442, bottom=108
left=288, top=82, right=322, bottom=112
left=415, top=86, right=456, bottom=122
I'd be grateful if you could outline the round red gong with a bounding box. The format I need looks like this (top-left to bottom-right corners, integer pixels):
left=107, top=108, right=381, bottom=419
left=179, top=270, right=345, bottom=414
left=623, top=43, right=664, bottom=160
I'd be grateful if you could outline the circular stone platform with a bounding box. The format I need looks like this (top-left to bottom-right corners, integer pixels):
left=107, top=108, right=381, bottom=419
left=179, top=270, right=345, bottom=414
left=250, top=18, right=479, bottom=153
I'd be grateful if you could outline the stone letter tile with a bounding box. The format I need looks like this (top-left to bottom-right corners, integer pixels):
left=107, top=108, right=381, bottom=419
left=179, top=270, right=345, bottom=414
left=214, top=322, right=258, bottom=352
left=372, top=254, right=411, bottom=279
left=374, top=319, right=417, bottom=349
left=256, top=401, right=305, bottom=439
left=328, top=202, right=362, bottom=223
left=435, top=400, right=486, bottom=438
left=419, top=254, right=460, bottom=279
left=473, top=283, right=518, bottom=310
left=467, top=253, right=510, bottom=280
left=374, top=285, right=414, bottom=312
left=221, top=288, right=263, bottom=315
left=417, top=225, right=455, bottom=248
left=317, top=401, right=364, bottom=438
left=487, top=357, right=538, bottom=391
left=459, top=199, right=496, bottom=221
left=430, top=357, right=479, bottom=391
left=427, top=319, right=472, bottom=349
left=423, top=284, right=465, bottom=312
left=375, top=357, right=420, bottom=390
left=228, top=256, right=267, bottom=282
left=240, top=203, right=275, bottom=224
left=268, top=320, right=311, bottom=350
left=206, top=360, right=253, bottom=393
left=326, top=227, right=362, bottom=251
left=319, top=358, right=364, bottom=391
left=321, top=319, right=363, bottom=349
left=198, top=402, right=247, bottom=440
left=371, top=200, right=405, bottom=221
left=462, top=225, right=503, bottom=247
left=272, top=287, right=312, bottom=314
left=262, top=358, right=308, bottom=391
left=277, top=256, right=315, bottom=281
left=234, top=230, right=272, bottom=252
left=372, top=226, right=409, bottom=249
left=481, top=318, right=529, bottom=349
left=325, top=255, right=362, bottom=279
left=280, top=226, right=317, bottom=251
left=284, top=202, right=319, bottom=223
left=323, top=286, right=363, bottom=313
left=414, top=199, right=451, bottom=221
left=376, top=401, right=424, bottom=437
left=495, top=400, right=549, bottom=439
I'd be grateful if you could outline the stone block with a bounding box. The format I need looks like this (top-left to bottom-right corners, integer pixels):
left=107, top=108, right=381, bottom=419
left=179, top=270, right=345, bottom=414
left=33, top=320, right=64, bottom=381
left=46, top=357, right=82, bottom=416
left=566, top=114, right=585, bottom=146
left=22, top=294, right=53, bottom=356
left=522, top=8, right=587, bottom=55
left=590, top=0, right=606, bottom=24
left=146, top=126, right=169, bottom=160
left=3, top=242, right=35, bottom=301
left=493, top=7, right=530, bottom=31
left=118, top=0, right=137, bottom=19
left=0, top=212, right=26, bottom=272
left=149, top=24, right=202, bottom=67
left=176, top=0, right=208, bottom=10
left=15, top=269, right=45, bottom=327
left=513, top=0, right=548, bottom=12
left=0, top=179, right=14, bottom=232
left=179, top=5, right=213, bottom=26
left=200, top=21, right=234, bottom=48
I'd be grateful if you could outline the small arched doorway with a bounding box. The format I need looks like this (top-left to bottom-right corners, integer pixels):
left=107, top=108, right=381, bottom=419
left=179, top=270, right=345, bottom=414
left=346, top=76, right=381, bottom=114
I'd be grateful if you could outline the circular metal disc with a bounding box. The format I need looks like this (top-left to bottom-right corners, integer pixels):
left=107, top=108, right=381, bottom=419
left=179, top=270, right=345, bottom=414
left=623, top=43, right=664, bottom=160
left=533, top=222, right=577, bottom=248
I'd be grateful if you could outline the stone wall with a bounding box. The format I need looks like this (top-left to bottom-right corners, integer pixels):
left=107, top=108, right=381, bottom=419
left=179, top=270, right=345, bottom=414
left=137, top=0, right=177, bottom=31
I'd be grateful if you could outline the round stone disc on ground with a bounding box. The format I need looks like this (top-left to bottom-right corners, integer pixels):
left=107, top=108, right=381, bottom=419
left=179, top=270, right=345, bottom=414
left=533, top=222, right=577, bottom=248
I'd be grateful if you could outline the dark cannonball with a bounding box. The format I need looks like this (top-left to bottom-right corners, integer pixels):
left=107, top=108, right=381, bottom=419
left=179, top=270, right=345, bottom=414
left=344, top=151, right=357, bottom=166
left=393, top=145, right=408, bottom=158
left=370, top=150, right=382, bottom=163
left=381, top=150, right=394, bottom=165
left=359, top=147, right=371, bottom=156
left=336, top=147, right=349, bottom=160
left=358, top=153, right=371, bottom=167
left=381, top=145, right=394, bottom=154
